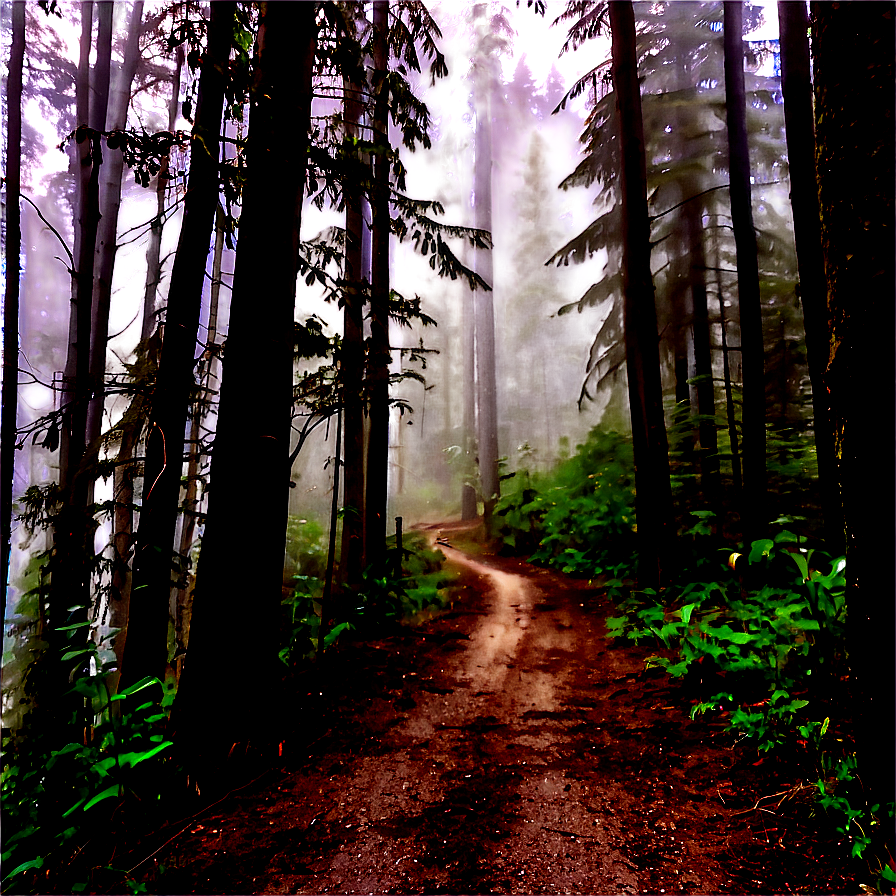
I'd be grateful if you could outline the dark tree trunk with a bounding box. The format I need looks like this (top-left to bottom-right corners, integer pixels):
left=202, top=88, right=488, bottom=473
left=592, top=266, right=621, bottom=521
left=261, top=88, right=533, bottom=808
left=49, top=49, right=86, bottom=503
left=85, top=0, right=144, bottom=457
left=723, top=0, right=766, bottom=546
left=686, top=202, right=719, bottom=503
left=109, top=42, right=182, bottom=683
left=811, top=0, right=895, bottom=817
left=174, top=1, right=318, bottom=768
left=122, top=2, right=235, bottom=690
left=1, top=0, right=24, bottom=604
left=172, top=202, right=225, bottom=671
left=714, top=231, right=742, bottom=497
left=51, top=0, right=112, bottom=676
left=609, top=0, right=673, bottom=589
left=143, top=45, right=184, bottom=339
left=339, top=52, right=366, bottom=588
left=777, top=0, right=843, bottom=555
left=472, top=77, right=500, bottom=530
left=109, top=5, right=184, bottom=685
left=365, top=0, right=391, bottom=566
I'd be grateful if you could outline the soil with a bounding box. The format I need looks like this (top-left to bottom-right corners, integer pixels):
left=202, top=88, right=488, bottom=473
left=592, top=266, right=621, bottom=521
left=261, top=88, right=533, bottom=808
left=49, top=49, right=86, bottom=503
left=137, top=521, right=858, bottom=895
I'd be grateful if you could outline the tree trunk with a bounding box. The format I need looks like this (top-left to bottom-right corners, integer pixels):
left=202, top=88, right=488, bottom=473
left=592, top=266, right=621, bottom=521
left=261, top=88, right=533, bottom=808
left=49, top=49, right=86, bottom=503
left=811, top=0, right=895, bottom=817
left=174, top=1, right=318, bottom=768
left=461, top=246, right=478, bottom=520
left=686, top=201, right=719, bottom=503
left=365, top=0, right=391, bottom=566
left=609, top=0, right=673, bottom=589
left=58, top=0, right=110, bottom=511
left=339, top=47, right=367, bottom=588
left=142, top=45, right=183, bottom=341
left=109, top=40, right=182, bottom=683
left=172, top=201, right=225, bottom=670
left=472, top=73, right=500, bottom=530
left=777, top=0, right=843, bottom=555
left=723, top=0, right=766, bottom=546
left=50, top=0, right=112, bottom=688
left=1, top=0, right=24, bottom=605
left=122, top=2, right=235, bottom=691
left=85, top=0, right=144, bottom=457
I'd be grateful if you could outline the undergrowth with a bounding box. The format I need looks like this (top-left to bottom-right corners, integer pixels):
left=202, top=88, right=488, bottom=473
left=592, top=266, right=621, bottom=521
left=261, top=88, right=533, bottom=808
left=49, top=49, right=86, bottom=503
left=1, top=609, right=178, bottom=894
left=494, top=428, right=637, bottom=579
left=494, top=428, right=893, bottom=891
left=279, top=519, right=458, bottom=666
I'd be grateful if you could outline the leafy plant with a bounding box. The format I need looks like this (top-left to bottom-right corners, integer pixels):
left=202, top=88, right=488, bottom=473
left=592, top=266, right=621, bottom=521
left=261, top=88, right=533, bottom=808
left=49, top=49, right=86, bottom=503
left=494, top=428, right=637, bottom=578
left=277, top=530, right=457, bottom=666
left=1, top=639, right=176, bottom=894
left=604, top=531, right=896, bottom=887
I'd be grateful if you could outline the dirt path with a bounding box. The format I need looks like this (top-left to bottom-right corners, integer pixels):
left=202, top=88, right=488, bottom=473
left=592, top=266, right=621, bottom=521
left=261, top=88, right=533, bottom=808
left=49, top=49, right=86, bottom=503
left=152, top=525, right=855, bottom=895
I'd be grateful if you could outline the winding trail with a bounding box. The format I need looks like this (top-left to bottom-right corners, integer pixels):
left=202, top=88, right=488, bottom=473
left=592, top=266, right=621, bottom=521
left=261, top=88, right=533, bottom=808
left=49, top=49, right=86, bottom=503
left=154, top=525, right=834, bottom=894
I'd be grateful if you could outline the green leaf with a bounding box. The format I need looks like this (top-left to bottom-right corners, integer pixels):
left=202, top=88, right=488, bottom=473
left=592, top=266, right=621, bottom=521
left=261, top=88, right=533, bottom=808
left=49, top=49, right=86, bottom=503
left=117, top=742, right=173, bottom=768
left=748, top=539, right=775, bottom=563
left=62, top=798, right=87, bottom=817
left=83, top=784, right=121, bottom=810
left=713, top=624, right=753, bottom=644
left=55, top=620, right=93, bottom=631
left=3, top=857, right=44, bottom=880
left=681, top=602, right=696, bottom=625
left=788, top=552, right=810, bottom=581
left=112, top=676, right=161, bottom=699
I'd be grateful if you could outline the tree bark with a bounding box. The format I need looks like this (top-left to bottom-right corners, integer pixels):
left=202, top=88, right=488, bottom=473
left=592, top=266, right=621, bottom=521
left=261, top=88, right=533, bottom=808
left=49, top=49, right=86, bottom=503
left=85, top=0, right=144, bottom=456
left=142, top=45, right=183, bottom=340
left=472, top=68, right=500, bottom=530
left=339, top=41, right=367, bottom=588
left=454, top=141, right=477, bottom=520
left=365, top=0, right=391, bottom=566
left=776, top=0, right=843, bottom=555
left=1, top=0, right=25, bottom=605
left=51, top=0, right=112, bottom=657
left=686, top=201, right=719, bottom=503
left=811, top=0, right=895, bottom=816
left=109, top=40, right=182, bottom=682
left=122, top=2, right=235, bottom=690
left=174, top=1, right=318, bottom=767
left=723, top=0, right=766, bottom=546
left=609, top=0, right=673, bottom=589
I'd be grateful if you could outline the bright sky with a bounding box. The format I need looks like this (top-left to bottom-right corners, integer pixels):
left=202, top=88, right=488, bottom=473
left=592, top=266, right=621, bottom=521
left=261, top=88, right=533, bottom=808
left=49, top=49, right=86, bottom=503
left=505, top=2, right=779, bottom=101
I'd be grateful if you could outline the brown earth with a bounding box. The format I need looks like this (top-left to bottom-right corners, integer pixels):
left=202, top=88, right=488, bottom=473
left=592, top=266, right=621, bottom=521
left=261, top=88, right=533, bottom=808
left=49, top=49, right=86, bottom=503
left=138, top=521, right=857, bottom=895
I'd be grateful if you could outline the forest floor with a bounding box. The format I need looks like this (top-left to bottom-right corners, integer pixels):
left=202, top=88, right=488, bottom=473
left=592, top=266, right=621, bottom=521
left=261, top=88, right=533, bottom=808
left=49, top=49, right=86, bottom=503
left=145, top=520, right=857, bottom=895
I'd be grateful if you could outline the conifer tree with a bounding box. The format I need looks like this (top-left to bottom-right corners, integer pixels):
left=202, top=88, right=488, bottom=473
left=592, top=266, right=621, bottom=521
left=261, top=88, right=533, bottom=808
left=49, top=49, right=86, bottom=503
left=608, top=0, right=673, bottom=588
left=122, top=2, right=236, bottom=690
left=174, top=1, right=319, bottom=764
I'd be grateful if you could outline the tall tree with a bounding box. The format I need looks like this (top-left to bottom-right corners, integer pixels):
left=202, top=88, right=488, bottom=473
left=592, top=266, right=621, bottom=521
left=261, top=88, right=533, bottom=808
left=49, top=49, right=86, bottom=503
left=1, top=0, right=25, bottom=606
left=109, top=42, right=184, bottom=678
left=175, top=0, right=319, bottom=766
left=461, top=249, right=478, bottom=520
left=609, top=0, right=673, bottom=589
left=122, top=2, right=236, bottom=690
left=85, top=0, right=145, bottom=455
left=365, top=0, right=391, bottom=565
left=470, top=2, right=500, bottom=529
left=811, top=0, right=895, bottom=814
left=339, top=7, right=367, bottom=587
left=48, top=1, right=113, bottom=719
left=723, top=0, right=765, bottom=545
left=776, top=0, right=842, bottom=554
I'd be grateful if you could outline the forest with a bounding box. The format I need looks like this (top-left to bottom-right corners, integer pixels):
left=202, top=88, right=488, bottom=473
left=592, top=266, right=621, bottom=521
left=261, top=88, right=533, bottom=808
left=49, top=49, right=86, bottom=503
left=0, top=1, right=893, bottom=893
